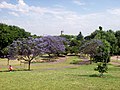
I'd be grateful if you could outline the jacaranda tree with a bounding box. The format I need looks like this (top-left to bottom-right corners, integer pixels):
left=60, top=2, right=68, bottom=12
left=8, top=36, right=66, bottom=70
left=8, top=37, right=44, bottom=70
left=40, top=36, right=66, bottom=57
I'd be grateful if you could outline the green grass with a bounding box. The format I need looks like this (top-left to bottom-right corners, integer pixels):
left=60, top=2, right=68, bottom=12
left=111, top=59, right=120, bottom=64
left=0, top=56, right=120, bottom=90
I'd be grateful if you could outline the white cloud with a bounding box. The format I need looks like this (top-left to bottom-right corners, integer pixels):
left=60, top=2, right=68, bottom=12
left=8, top=12, right=19, bottom=17
left=0, top=1, right=16, bottom=10
left=0, top=0, right=71, bottom=16
left=0, top=0, right=29, bottom=14
left=73, top=0, right=85, bottom=6
left=107, top=8, right=120, bottom=16
left=1, top=0, right=120, bottom=36
left=18, top=0, right=26, bottom=6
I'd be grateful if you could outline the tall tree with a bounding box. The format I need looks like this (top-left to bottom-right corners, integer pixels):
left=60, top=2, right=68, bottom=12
left=69, top=39, right=81, bottom=55
left=115, top=31, right=120, bottom=55
left=76, top=31, right=84, bottom=41
left=0, top=23, right=31, bottom=57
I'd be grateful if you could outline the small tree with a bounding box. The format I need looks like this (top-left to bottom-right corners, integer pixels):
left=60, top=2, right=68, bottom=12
left=94, top=62, right=108, bottom=76
left=93, top=40, right=110, bottom=76
left=80, top=39, right=110, bottom=76
left=1, top=47, right=10, bottom=65
left=8, top=37, right=43, bottom=70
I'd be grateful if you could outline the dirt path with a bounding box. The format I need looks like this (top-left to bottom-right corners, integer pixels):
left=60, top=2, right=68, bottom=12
left=110, top=56, right=120, bottom=66
left=42, top=56, right=91, bottom=71
left=49, top=56, right=67, bottom=64
left=111, top=56, right=120, bottom=60
left=0, top=56, right=90, bottom=71
left=109, top=62, right=120, bottom=66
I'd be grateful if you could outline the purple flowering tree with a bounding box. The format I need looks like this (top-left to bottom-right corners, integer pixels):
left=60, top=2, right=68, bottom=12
left=8, top=36, right=66, bottom=70
left=39, top=36, right=66, bottom=57
left=8, top=37, right=43, bottom=70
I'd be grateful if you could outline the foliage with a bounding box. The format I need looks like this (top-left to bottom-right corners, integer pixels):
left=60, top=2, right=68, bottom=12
left=99, top=26, right=103, bottom=30
left=40, top=36, right=67, bottom=56
left=79, top=39, right=110, bottom=76
left=115, top=31, right=120, bottom=55
left=0, top=23, right=31, bottom=57
left=76, top=31, right=84, bottom=41
left=94, top=62, right=108, bottom=77
left=69, top=39, right=81, bottom=55
left=61, top=34, right=83, bottom=55
left=85, top=27, right=118, bottom=55
left=95, top=30, right=117, bottom=55
left=84, top=30, right=99, bottom=40
left=79, top=39, right=103, bottom=56
left=8, top=37, right=43, bottom=70
left=8, top=36, right=66, bottom=70
left=93, top=40, right=111, bottom=63
left=93, top=40, right=110, bottom=76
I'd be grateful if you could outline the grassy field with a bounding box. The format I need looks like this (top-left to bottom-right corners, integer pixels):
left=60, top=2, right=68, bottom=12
left=0, top=56, right=120, bottom=90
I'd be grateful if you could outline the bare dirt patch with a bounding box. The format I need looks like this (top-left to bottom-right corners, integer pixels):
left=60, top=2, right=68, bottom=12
left=110, top=56, right=120, bottom=66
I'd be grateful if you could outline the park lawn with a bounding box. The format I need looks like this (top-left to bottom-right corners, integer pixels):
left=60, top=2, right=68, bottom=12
left=0, top=56, right=120, bottom=90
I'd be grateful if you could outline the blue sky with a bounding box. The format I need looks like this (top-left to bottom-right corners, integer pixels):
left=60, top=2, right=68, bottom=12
left=1, top=0, right=120, bottom=36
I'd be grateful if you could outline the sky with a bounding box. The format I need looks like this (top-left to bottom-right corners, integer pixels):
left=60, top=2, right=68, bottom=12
left=0, top=0, right=120, bottom=36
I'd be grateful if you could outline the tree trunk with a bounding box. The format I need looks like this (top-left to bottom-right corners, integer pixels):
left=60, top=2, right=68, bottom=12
left=48, top=54, right=51, bottom=57
left=7, top=58, right=9, bottom=65
left=100, top=73, right=103, bottom=77
left=117, top=55, right=118, bottom=60
left=90, top=57, right=92, bottom=64
left=57, top=53, right=60, bottom=57
left=20, top=61, right=21, bottom=66
left=28, top=61, right=31, bottom=70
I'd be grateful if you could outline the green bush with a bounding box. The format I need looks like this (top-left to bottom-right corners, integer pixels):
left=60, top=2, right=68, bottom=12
left=94, top=62, right=108, bottom=77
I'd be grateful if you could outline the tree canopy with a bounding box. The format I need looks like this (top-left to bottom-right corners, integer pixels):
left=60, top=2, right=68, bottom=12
left=0, top=23, right=31, bottom=57
left=8, top=36, right=66, bottom=70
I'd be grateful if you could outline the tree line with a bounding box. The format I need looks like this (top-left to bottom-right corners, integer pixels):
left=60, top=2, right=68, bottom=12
left=61, top=26, right=120, bottom=56
left=1, top=23, right=120, bottom=75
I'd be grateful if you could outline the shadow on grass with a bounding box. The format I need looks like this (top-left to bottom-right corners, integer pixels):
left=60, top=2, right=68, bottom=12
left=113, top=65, right=120, bottom=67
left=80, top=74, right=120, bottom=78
left=77, top=74, right=100, bottom=77
left=0, top=69, right=30, bottom=72
left=69, top=67, right=78, bottom=69
left=67, top=73, right=117, bottom=78
left=89, top=74, right=100, bottom=77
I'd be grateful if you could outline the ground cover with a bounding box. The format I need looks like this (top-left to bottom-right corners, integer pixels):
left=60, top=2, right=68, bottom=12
left=0, top=56, right=120, bottom=90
